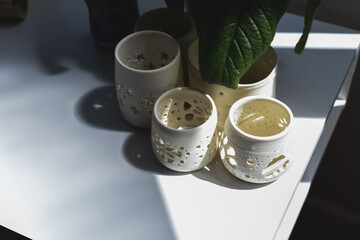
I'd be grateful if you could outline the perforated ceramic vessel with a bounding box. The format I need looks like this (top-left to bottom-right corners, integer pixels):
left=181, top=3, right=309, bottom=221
left=188, top=39, right=277, bottom=129
left=220, top=96, right=294, bottom=183
left=115, top=30, right=182, bottom=128
left=151, top=87, right=218, bottom=172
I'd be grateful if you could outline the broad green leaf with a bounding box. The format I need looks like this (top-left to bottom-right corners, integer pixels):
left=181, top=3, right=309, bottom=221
left=198, top=0, right=289, bottom=89
left=85, top=0, right=107, bottom=16
left=295, top=0, right=322, bottom=54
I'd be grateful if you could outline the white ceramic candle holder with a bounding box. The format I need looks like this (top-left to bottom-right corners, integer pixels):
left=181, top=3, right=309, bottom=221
left=115, top=30, right=182, bottom=128
left=220, top=96, right=294, bottom=183
left=151, top=87, right=218, bottom=172
left=188, top=39, right=277, bottom=129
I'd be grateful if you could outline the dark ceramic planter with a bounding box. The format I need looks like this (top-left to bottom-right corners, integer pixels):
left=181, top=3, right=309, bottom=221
left=135, top=8, right=197, bottom=87
left=89, top=0, right=139, bottom=48
left=185, top=0, right=201, bottom=29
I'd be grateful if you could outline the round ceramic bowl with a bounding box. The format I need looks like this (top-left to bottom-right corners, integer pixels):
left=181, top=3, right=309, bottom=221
left=188, top=39, right=277, bottom=129
left=151, top=87, right=218, bottom=172
left=220, top=96, right=294, bottom=183
left=115, top=30, right=182, bottom=128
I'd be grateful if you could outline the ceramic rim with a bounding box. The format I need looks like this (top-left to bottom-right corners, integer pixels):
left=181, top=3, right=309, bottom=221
left=153, top=87, right=217, bottom=132
left=187, top=39, right=278, bottom=88
left=115, top=30, right=181, bottom=73
left=228, top=96, right=293, bottom=142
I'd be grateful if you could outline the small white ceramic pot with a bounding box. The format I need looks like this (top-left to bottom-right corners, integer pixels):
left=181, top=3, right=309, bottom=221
left=115, top=30, right=182, bottom=128
left=135, top=8, right=197, bottom=86
left=188, top=39, right=277, bottom=129
left=220, top=96, right=294, bottom=183
left=151, top=87, right=218, bottom=172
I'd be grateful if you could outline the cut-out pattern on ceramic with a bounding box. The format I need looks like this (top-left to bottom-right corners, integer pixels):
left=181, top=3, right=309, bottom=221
left=115, top=30, right=181, bottom=128
left=116, top=80, right=167, bottom=117
left=157, top=98, right=212, bottom=129
left=152, top=129, right=217, bottom=169
left=124, top=50, right=175, bottom=70
left=219, top=132, right=292, bottom=183
left=220, top=96, right=293, bottom=183
left=151, top=88, right=218, bottom=172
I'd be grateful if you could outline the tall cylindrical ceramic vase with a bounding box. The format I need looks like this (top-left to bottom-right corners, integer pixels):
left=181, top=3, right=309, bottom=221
left=188, top=39, right=278, bottom=129
left=114, top=30, right=182, bottom=128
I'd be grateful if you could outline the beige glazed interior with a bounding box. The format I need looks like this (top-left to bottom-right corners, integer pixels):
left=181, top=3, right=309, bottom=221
left=234, top=99, right=290, bottom=137
left=118, top=32, right=178, bottom=70
left=220, top=97, right=293, bottom=183
left=155, top=89, right=213, bottom=129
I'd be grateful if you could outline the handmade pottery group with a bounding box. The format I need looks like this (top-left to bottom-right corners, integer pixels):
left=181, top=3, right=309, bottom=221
left=112, top=8, right=293, bottom=182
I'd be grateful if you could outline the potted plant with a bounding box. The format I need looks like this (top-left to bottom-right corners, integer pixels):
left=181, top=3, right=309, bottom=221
left=85, top=0, right=321, bottom=87
left=84, top=0, right=139, bottom=48
left=184, top=0, right=321, bottom=89
left=134, top=2, right=198, bottom=86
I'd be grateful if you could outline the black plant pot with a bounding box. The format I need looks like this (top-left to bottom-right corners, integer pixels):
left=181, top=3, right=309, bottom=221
left=185, top=0, right=201, bottom=30
left=89, top=0, right=139, bottom=48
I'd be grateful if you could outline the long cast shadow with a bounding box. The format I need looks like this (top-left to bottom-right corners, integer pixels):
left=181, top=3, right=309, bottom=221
left=123, top=128, right=272, bottom=188
left=122, top=130, right=187, bottom=176
left=75, top=84, right=184, bottom=175
left=192, top=153, right=272, bottom=190
left=75, top=85, right=138, bottom=132
left=36, top=35, right=115, bottom=83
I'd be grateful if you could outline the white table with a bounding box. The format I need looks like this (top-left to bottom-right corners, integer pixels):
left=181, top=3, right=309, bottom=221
left=1, top=1, right=359, bottom=239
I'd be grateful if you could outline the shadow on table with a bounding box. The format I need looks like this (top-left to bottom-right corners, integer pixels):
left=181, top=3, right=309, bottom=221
left=122, top=130, right=187, bottom=176
left=75, top=85, right=138, bottom=132
left=76, top=86, right=271, bottom=188
left=75, top=85, right=184, bottom=176
left=0, top=19, right=24, bottom=28
left=192, top=154, right=271, bottom=190
left=123, top=130, right=271, bottom=189
left=36, top=35, right=115, bottom=82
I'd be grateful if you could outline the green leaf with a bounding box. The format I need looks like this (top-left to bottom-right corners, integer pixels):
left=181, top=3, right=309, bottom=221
left=85, top=0, right=107, bottom=16
left=295, top=0, right=322, bottom=54
left=198, top=0, right=289, bottom=89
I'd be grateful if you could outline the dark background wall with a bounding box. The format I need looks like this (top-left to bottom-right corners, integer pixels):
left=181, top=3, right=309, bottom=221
left=288, top=0, right=360, bottom=31
left=288, top=0, right=360, bottom=238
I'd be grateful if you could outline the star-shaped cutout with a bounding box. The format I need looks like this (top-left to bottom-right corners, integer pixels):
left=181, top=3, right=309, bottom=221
left=159, top=51, right=168, bottom=61
left=143, top=94, right=156, bottom=106
left=136, top=52, right=145, bottom=61
left=126, top=89, right=133, bottom=97
left=118, top=97, right=124, bottom=106
left=92, top=103, right=103, bottom=110
left=130, top=105, right=140, bottom=114
left=145, top=62, right=156, bottom=70
left=116, top=82, right=122, bottom=91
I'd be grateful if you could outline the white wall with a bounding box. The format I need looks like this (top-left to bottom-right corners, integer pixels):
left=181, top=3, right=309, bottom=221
left=136, top=0, right=360, bottom=30
left=287, top=0, right=360, bottom=30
